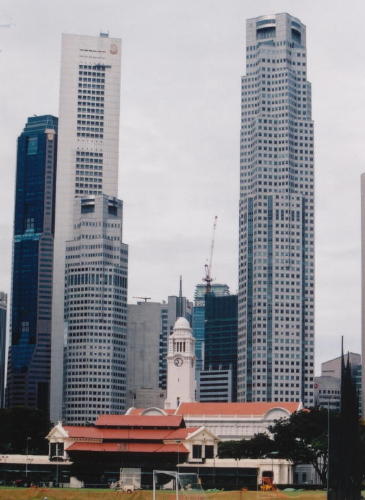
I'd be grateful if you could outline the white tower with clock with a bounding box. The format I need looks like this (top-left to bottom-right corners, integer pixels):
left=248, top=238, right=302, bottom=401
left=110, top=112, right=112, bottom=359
left=165, top=317, right=196, bottom=409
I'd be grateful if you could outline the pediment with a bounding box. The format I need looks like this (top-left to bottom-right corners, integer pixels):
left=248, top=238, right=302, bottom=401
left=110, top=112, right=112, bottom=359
left=46, top=422, right=68, bottom=440
left=186, top=426, right=219, bottom=442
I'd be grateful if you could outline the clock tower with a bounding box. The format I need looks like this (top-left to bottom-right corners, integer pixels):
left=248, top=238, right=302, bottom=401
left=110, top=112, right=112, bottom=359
left=165, top=317, right=196, bottom=409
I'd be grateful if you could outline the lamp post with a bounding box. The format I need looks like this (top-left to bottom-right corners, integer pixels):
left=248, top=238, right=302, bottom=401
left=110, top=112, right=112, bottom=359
left=25, top=437, right=31, bottom=479
left=51, top=455, right=64, bottom=487
left=270, top=451, right=279, bottom=484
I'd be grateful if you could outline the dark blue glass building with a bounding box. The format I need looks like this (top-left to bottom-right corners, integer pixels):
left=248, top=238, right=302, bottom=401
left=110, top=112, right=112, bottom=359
left=7, top=116, right=57, bottom=413
left=192, top=283, right=230, bottom=374
left=203, top=294, right=238, bottom=401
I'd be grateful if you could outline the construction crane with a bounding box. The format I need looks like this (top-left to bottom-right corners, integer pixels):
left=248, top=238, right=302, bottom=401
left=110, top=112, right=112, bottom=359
left=132, top=296, right=151, bottom=303
left=202, top=216, right=218, bottom=294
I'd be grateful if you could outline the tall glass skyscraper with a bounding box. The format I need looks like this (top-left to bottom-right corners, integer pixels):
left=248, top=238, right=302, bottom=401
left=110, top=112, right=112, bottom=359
left=238, top=13, right=314, bottom=406
left=192, top=283, right=230, bottom=374
left=7, top=115, right=58, bottom=412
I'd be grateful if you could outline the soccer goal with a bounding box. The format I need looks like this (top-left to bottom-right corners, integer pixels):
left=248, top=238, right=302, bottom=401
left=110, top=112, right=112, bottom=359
left=152, top=470, right=205, bottom=500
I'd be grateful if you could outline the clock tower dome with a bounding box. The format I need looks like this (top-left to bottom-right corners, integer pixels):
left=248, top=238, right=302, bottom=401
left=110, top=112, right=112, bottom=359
left=165, top=317, right=196, bottom=409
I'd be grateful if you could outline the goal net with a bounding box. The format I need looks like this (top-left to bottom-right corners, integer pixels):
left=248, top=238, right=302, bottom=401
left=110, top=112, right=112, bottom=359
left=153, top=470, right=205, bottom=500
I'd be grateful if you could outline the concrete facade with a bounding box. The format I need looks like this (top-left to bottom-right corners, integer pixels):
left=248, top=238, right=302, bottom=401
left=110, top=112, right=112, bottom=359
left=51, top=33, right=122, bottom=422
left=62, top=195, right=128, bottom=424
left=313, top=375, right=340, bottom=411
left=238, top=13, right=315, bottom=406
left=132, top=401, right=302, bottom=441
left=127, top=302, right=165, bottom=408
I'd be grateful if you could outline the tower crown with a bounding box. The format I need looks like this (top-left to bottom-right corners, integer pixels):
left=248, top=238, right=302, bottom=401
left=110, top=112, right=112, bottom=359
left=172, top=317, right=192, bottom=334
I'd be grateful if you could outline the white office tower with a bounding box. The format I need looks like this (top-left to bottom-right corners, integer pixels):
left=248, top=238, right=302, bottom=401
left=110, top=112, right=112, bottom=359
left=63, top=196, right=128, bottom=424
left=361, top=173, right=365, bottom=416
left=165, top=317, right=196, bottom=409
left=238, top=14, right=314, bottom=406
left=51, top=33, right=122, bottom=421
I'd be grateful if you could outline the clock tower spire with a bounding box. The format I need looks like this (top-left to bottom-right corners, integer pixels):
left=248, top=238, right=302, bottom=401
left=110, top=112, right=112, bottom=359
left=165, top=317, right=196, bottom=409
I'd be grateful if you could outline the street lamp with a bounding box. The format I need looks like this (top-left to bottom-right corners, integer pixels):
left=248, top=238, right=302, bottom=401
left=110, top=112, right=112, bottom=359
left=270, top=451, right=279, bottom=484
left=51, top=455, right=64, bottom=487
left=25, top=437, right=31, bottom=479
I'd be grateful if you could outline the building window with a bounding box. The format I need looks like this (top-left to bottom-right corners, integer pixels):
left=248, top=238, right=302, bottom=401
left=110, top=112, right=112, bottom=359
left=192, top=445, right=202, bottom=459
left=205, top=445, right=214, bottom=458
left=27, top=136, right=38, bottom=155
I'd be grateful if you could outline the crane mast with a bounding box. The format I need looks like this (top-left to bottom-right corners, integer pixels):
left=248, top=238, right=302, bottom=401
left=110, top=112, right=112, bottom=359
left=203, top=216, right=218, bottom=294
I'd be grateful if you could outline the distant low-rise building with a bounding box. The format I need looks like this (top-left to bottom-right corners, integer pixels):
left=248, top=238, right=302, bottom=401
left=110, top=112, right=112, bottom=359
left=314, top=353, right=361, bottom=411
left=313, top=376, right=340, bottom=411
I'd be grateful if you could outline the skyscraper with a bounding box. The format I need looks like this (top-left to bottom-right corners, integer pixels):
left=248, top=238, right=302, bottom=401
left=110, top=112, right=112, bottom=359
left=7, top=115, right=58, bottom=412
left=63, top=196, right=128, bottom=424
left=0, top=292, right=7, bottom=408
left=192, top=283, right=230, bottom=374
left=238, top=14, right=315, bottom=405
left=361, top=173, right=365, bottom=416
left=198, top=294, right=238, bottom=402
left=51, top=33, right=123, bottom=422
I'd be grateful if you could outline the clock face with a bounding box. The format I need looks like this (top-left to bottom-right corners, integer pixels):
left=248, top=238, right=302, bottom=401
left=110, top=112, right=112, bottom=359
left=174, top=357, right=183, bottom=367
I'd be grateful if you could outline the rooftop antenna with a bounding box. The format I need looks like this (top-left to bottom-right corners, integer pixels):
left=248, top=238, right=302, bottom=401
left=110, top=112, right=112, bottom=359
left=177, top=275, right=183, bottom=317
left=202, top=216, right=218, bottom=294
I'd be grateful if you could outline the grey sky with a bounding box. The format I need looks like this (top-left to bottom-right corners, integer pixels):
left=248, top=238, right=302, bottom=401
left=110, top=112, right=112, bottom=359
left=1, top=0, right=364, bottom=373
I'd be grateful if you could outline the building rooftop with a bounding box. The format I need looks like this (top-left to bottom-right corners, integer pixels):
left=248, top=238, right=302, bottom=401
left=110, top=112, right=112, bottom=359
left=95, top=414, right=184, bottom=428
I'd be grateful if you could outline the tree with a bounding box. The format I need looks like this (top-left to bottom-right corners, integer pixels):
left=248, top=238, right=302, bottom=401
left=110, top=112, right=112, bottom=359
left=218, top=433, right=274, bottom=459
left=328, top=355, right=361, bottom=499
left=269, top=407, right=329, bottom=486
left=0, top=407, right=51, bottom=454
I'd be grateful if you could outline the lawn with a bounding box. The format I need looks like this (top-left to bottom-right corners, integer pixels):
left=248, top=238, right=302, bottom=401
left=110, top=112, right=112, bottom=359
left=0, top=489, right=328, bottom=500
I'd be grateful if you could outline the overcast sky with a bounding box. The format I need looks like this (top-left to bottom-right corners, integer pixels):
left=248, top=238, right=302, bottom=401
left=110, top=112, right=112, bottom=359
left=1, top=0, right=364, bottom=373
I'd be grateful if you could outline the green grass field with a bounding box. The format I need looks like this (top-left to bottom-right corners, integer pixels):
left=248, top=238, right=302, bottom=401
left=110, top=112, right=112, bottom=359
left=0, top=489, right=329, bottom=500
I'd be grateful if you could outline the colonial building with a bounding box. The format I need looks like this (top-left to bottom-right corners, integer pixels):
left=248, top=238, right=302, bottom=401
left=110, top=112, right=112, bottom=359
left=128, top=401, right=302, bottom=441
left=47, top=414, right=218, bottom=486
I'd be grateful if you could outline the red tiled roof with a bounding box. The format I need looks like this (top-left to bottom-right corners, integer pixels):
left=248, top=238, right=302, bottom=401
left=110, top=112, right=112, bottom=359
left=64, top=426, right=195, bottom=441
left=67, top=442, right=188, bottom=453
left=176, top=402, right=301, bottom=416
left=64, top=426, right=103, bottom=439
left=95, top=415, right=184, bottom=428
left=127, top=408, right=176, bottom=415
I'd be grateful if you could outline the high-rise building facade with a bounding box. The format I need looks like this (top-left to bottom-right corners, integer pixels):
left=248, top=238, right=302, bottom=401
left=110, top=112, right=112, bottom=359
left=361, top=173, right=365, bottom=416
left=51, top=33, right=122, bottom=421
left=238, top=13, right=315, bottom=405
left=0, top=292, right=7, bottom=408
left=7, top=116, right=58, bottom=412
left=127, top=301, right=165, bottom=409
left=192, top=283, right=230, bottom=374
left=63, top=196, right=128, bottom=424
left=200, top=294, right=238, bottom=402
